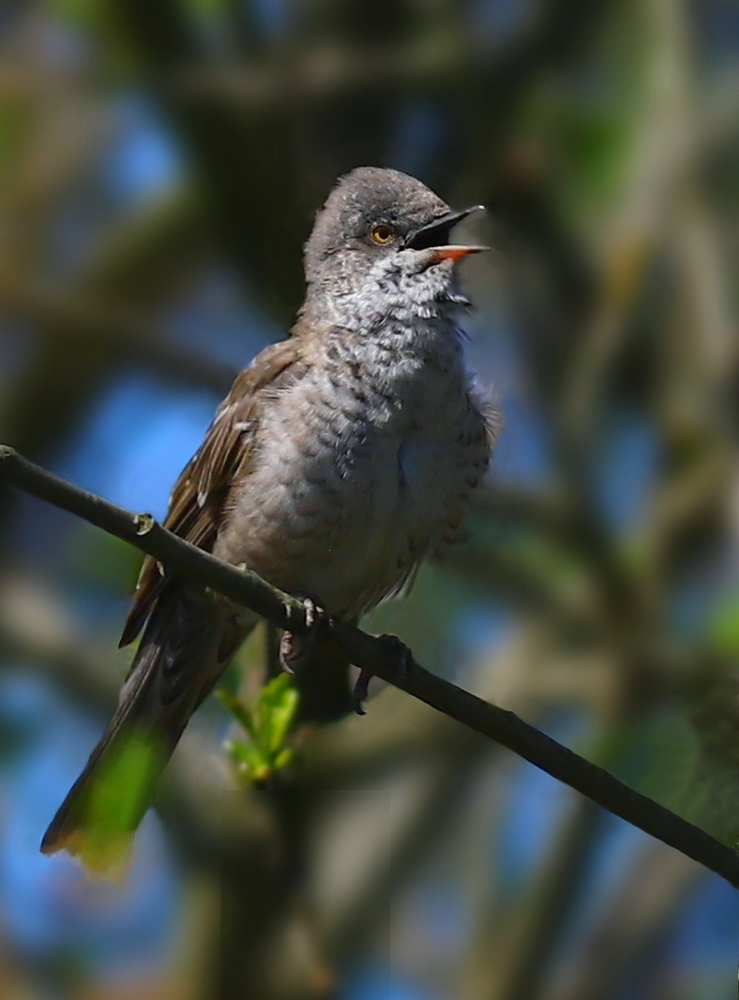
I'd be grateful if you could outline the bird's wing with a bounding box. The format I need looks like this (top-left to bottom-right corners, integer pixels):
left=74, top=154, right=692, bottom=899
left=120, top=338, right=303, bottom=647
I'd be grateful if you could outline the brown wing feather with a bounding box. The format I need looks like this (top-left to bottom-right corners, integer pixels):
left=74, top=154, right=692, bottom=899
left=120, top=339, right=302, bottom=647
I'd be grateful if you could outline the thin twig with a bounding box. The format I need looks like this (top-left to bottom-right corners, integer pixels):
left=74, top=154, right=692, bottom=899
left=1, top=444, right=738, bottom=888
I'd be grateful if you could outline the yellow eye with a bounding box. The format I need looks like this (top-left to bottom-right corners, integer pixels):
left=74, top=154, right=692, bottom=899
left=370, top=223, right=397, bottom=245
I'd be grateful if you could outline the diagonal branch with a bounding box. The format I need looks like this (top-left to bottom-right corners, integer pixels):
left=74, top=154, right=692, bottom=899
left=1, top=444, right=738, bottom=888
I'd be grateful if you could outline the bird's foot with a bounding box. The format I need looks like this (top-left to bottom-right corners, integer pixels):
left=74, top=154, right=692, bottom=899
left=280, top=598, right=326, bottom=674
left=352, top=634, right=413, bottom=716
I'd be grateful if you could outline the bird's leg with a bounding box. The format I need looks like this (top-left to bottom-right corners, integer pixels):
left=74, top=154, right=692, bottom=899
left=279, top=598, right=326, bottom=674
left=352, top=634, right=413, bottom=716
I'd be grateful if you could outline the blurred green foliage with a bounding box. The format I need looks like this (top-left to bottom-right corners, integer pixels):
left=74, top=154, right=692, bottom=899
left=219, top=675, right=300, bottom=786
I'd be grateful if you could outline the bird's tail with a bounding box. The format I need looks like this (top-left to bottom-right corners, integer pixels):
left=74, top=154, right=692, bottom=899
left=41, top=587, right=251, bottom=879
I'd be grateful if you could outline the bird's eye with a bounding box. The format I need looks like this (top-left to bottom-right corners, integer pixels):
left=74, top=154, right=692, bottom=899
left=370, top=223, right=397, bottom=245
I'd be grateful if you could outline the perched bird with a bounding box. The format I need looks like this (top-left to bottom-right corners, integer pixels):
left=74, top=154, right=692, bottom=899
left=40, top=167, right=497, bottom=876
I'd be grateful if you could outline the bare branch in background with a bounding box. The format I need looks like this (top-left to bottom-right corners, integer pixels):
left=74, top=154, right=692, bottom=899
left=0, top=274, right=236, bottom=395
left=542, top=841, right=704, bottom=1000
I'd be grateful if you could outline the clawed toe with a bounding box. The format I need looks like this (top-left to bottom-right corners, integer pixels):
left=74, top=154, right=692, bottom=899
left=352, top=633, right=413, bottom=715
left=352, top=668, right=373, bottom=715
left=376, top=634, right=413, bottom=686
left=279, top=598, right=326, bottom=674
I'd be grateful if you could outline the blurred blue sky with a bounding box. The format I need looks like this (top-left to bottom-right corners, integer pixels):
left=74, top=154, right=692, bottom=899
left=0, top=671, right=181, bottom=984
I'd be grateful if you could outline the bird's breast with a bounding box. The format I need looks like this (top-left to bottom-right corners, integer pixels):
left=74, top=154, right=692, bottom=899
left=216, top=332, right=481, bottom=616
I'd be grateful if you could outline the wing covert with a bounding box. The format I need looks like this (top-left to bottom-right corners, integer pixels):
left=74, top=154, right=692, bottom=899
left=119, top=340, right=301, bottom=647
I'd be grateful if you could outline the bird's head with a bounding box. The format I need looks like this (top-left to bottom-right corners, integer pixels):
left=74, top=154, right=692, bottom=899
left=303, top=167, right=486, bottom=326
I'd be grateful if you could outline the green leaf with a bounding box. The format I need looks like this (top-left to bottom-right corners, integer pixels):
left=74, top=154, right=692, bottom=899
left=216, top=689, right=256, bottom=740
left=274, top=747, right=295, bottom=771
left=259, top=675, right=300, bottom=754
left=220, top=676, right=300, bottom=786
left=225, top=739, right=272, bottom=783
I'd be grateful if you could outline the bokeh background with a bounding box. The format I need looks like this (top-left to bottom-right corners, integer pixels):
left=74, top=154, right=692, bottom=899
left=1, top=0, right=739, bottom=997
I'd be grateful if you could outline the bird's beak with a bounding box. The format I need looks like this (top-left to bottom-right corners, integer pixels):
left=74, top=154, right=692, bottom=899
left=425, top=244, right=488, bottom=262
left=406, top=205, right=488, bottom=260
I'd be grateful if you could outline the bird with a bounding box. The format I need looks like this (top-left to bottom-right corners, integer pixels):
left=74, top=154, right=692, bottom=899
left=40, top=166, right=497, bottom=877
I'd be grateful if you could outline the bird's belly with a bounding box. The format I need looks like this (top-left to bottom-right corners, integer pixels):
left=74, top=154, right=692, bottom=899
left=218, top=417, right=462, bottom=617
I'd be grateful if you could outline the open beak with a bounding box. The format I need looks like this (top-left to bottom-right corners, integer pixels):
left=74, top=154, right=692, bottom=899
left=406, top=205, right=487, bottom=261
left=426, top=244, right=487, bottom=262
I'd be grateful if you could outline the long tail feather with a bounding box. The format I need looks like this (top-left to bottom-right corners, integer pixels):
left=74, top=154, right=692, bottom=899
left=41, top=587, right=251, bottom=878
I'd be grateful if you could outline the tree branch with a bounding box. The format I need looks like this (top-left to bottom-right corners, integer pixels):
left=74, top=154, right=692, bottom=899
left=2, top=444, right=738, bottom=888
